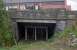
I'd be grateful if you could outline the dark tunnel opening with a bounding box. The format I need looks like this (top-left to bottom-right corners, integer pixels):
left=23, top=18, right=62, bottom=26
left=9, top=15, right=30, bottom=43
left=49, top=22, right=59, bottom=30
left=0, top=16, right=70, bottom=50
left=27, top=27, right=35, bottom=40
left=17, top=22, right=56, bottom=41
left=48, top=23, right=56, bottom=39
left=17, top=23, right=25, bottom=40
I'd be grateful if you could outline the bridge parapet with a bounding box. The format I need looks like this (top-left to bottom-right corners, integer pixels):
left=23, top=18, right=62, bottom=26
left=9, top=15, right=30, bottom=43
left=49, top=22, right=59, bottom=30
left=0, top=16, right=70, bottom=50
left=8, top=9, right=76, bottom=20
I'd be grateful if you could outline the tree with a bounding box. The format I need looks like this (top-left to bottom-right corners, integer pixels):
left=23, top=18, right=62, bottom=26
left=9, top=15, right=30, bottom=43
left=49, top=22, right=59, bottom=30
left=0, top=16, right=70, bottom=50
left=0, top=0, right=14, bottom=47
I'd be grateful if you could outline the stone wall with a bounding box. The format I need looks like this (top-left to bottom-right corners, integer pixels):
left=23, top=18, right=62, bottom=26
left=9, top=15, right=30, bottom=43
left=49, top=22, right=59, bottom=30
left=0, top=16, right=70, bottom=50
left=55, top=20, right=66, bottom=32
left=55, top=20, right=73, bottom=32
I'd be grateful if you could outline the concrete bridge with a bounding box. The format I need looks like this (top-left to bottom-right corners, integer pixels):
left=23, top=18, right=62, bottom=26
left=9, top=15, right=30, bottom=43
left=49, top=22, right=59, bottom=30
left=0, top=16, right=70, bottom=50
left=9, top=9, right=76, bottom=41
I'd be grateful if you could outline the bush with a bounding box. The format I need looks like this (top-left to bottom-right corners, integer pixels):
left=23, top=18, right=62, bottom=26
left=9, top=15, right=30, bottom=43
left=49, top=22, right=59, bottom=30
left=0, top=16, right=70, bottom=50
left=0, top=0, right=14, bottom=47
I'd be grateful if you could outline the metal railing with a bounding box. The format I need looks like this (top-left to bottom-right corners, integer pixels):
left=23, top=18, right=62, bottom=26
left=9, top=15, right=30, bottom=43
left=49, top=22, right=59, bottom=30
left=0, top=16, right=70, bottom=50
left=8, top=9, right=76, bottom=20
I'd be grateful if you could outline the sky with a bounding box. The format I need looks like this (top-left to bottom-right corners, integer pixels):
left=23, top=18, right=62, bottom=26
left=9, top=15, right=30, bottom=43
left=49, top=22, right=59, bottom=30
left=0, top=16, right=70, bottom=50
left=67, top=0, right=77, bottom=11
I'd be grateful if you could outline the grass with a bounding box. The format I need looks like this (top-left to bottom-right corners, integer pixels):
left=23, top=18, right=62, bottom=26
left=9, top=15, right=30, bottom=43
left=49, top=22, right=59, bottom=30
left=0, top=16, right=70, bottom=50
left=0, top=39, right=77, bottom=50
left=0, top=26, right=77, bottom=50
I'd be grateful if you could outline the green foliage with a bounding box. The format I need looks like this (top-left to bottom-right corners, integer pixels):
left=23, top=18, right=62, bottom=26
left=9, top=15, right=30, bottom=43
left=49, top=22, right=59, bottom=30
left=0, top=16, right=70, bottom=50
left=64, top=12, right=68, bottom=18
left=54, top=28, right=70, bottom=39
left=0, top=0, right=14, bottom=47
left=72, top=25, right=77, bottom=37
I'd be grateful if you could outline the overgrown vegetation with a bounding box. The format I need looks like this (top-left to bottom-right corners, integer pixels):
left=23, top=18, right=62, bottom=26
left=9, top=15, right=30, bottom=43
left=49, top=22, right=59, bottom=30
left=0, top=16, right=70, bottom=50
left=0, top=0, right=77, bottom=50
left=0, top=0, right=14, bottom=47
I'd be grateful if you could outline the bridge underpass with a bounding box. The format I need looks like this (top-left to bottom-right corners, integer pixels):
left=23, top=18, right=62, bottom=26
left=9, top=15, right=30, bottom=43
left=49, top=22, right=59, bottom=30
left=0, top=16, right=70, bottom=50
left=12, top=19, right=71, bottom=41
left=17, top=22, right=56, bottom=41
left=16, top=20, right=56, bottom=41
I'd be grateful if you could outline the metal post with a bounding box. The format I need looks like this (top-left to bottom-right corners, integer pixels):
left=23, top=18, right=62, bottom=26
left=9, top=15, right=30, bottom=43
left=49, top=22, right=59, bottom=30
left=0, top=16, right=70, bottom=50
left=46, top=27, right=48, bottom=40
left=25, top=27, right=27, bottom=40
left=35, top=27, right=37, bottom=40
